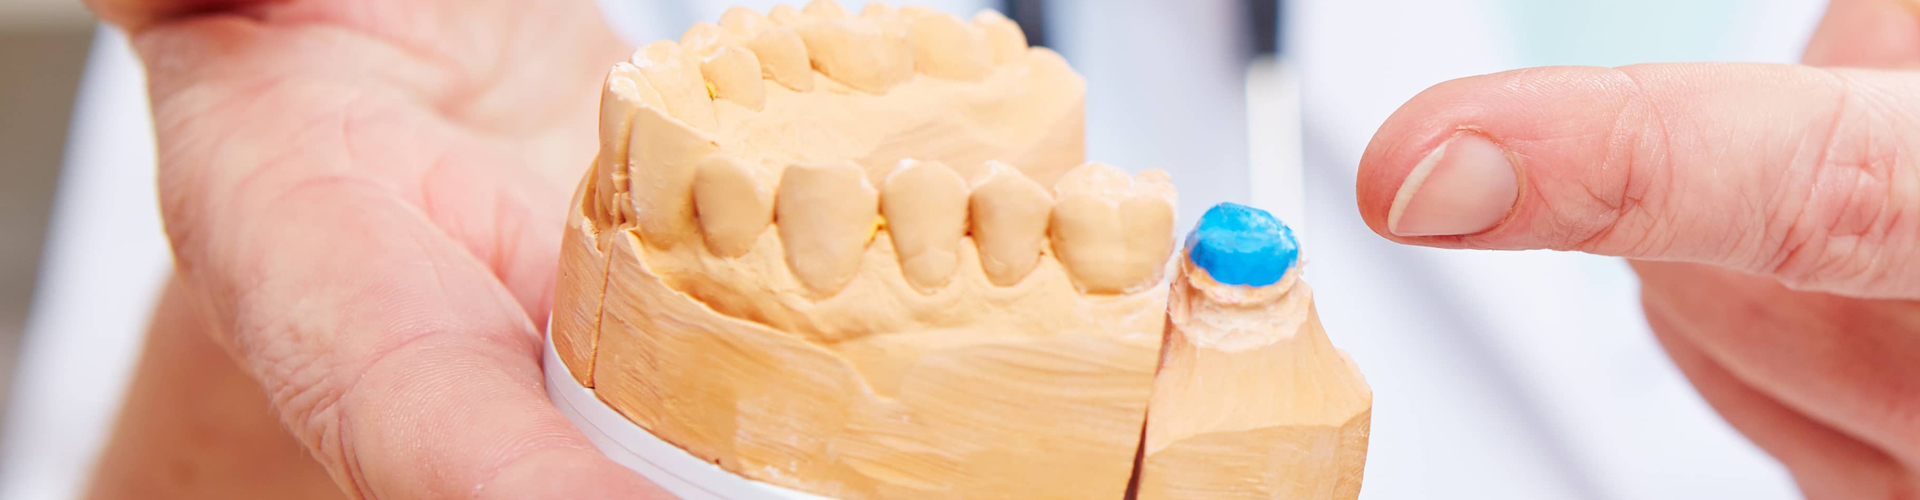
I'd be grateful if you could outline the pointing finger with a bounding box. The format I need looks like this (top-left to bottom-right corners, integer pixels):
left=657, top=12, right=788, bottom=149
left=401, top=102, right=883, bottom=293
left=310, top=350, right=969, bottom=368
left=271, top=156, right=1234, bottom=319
left=1356, top=63, right=1920, bottom=297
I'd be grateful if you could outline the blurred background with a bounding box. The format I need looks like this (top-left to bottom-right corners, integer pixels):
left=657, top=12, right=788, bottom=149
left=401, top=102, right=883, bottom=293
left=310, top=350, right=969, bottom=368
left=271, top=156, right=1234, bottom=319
left=0, top=0, right=92, bottom=427
left=0, top=0, right=1841, bottom=499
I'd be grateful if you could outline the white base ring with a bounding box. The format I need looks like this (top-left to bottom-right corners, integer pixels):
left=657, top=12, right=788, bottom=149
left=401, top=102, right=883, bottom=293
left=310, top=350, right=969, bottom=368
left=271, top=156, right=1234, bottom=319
left=542, top=328, right=837, bottom=500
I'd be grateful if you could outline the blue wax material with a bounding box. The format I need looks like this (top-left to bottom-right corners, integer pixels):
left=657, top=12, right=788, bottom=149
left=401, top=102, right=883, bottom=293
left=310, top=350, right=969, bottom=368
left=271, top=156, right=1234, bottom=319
left=1185, top=203, right=1299, bottom=287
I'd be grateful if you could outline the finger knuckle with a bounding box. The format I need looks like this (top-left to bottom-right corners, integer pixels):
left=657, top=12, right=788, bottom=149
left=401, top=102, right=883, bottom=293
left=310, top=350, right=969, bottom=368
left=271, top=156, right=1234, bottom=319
left=1567, top=68, right=1684, bottom=257
left=1764, top=76, right=1917, bottom=292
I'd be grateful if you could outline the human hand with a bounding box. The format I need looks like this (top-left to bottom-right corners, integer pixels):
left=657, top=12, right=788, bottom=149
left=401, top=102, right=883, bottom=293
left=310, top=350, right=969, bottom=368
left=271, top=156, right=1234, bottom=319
left=87, top=0, right=669, bottom=497
left=1356, top=0, right=1919, bottom=496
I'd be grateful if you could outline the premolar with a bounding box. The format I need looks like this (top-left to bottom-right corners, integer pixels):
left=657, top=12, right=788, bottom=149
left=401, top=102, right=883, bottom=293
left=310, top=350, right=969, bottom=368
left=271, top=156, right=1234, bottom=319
left=968, top=161, right=1053, bottom=286
left=882, top=160, right=969, bottom=292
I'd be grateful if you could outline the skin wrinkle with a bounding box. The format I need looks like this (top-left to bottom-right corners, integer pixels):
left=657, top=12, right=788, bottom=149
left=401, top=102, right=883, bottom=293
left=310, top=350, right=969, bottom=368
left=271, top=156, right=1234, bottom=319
left=1836, top=77, right=1919, bottom=293
left=182, top=88, right=381, bottom=317
left=259, top=4, right=475, bottom=116
left=1767, top=71, right=1911, bottom=293
left=83, top=0, right=663, bottom=497
left=230, top=176, right=523, bottom=497
left=1555, top=67, right=1674, bottom=257
left=338, top=417, right=371, bottom=499
left=155, top=76, right=290, bottom=268
left=1746, top=72, right=1840, bottom=288
left=262, top=1, right=619, bottom=138
left=147, top=4, right=556, bottom=453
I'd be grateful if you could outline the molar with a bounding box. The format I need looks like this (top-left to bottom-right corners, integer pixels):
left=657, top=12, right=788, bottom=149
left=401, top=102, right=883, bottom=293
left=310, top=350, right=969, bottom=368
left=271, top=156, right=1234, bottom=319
left=745, top=26, right=814, bottom=91
left=628, top=107, right=721, bottom=249
left=968, top=161, right=1053, bottom=286
left=973, top=10, right=1028, bottom=64
left=694, top=155, right=774, bottom=257
left=1049, top=163, right=1177, bottom=294
left=701, top=46, right=766, bottom=110
left=631, top=41, right=717, bottom=130
left=882, top=160, right=969, bottom=292
left=777, top=161, right=879, bottom=295
left=798, top=19, right=915, bottom=94
left=908, top=12, right=993, bottom=81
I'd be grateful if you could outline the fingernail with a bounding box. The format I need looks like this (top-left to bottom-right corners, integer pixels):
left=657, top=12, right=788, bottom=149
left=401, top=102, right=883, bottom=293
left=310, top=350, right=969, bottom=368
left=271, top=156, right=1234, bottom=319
left=1387, top=133, right=1519, bottom=237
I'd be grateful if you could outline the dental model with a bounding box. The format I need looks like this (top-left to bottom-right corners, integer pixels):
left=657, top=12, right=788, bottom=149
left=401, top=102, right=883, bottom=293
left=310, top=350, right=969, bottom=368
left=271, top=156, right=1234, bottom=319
left=549, top=2, right=1367, bottom=498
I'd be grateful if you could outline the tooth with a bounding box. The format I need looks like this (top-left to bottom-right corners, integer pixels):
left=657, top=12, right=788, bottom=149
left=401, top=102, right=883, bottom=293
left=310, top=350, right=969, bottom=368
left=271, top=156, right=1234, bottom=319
left=596, top=63, right=665, bottom=223
left=798, top=19, right=914, bottom=94
left=719, top=6, right=768, bottom=35
left=694, top=155, right=774, bottom=257
left=1133, top=168, right=1178, bottom=206
left=680, top=22, right=728, bottom=57
left=1024, top=46, right=1077, bottom=82
left=858, top=3, right=907, bottom=38
left=777, top=161, right=879, bottom=295
left=802, top=0, right=848, bottom=19
left=769, top=5, right=807, bottom=26
left=897, top=6, right=940, bottom=21
left=1051, top=161, right=1132, bottom=199
left=968, top=161, right=1053, bottom=286
left=629, top=107, right=721, bottom=250
left=631, top=41, right=717, bottom=130
left=859, top=2, right=895, bottom=18
left=1049, top=163, right=1177, bottom=294
left=908, top=13, right=993, bottom=81
left=745, top=26, right=814, bottom=91
left=701, top=46, right=766, bottom=110
left=881, top=160, right=969, bottom=291
left=973, top=10, right=1028, bottom=64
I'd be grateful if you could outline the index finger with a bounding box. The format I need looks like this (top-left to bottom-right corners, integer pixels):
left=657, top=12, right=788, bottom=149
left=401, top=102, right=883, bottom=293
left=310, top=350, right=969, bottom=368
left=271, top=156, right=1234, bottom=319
left=1355, top=63, right=1920, bottom=298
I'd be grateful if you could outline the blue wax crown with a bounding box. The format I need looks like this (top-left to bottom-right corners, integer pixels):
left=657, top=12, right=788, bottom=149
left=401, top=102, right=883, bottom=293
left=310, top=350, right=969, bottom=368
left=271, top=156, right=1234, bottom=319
left=1185, top=203, right=1299, bottom=287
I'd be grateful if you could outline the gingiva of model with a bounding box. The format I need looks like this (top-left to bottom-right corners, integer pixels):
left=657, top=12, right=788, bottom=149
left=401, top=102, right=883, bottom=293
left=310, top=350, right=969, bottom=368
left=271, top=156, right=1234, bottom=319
left=550, top=2, right=1367, bottom=498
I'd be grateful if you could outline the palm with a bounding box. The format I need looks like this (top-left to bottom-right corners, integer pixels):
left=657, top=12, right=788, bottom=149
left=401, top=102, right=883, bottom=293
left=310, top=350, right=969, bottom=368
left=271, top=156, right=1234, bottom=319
left=109, top=0, right=661, bottom=497
left=144, top=0, right=625, bottom=309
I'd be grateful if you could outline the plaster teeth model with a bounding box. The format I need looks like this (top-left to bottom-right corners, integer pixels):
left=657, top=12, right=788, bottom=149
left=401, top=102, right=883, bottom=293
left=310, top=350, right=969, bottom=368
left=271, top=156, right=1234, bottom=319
left=550, top=3, right=1368, bottom=498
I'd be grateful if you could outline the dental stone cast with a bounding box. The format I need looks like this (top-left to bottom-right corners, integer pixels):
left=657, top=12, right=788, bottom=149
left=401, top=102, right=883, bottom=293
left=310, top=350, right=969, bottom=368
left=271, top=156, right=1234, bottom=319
left=1137, top=203, right=1373, bottom=500
left=548, top=2, right=1370, bottom=498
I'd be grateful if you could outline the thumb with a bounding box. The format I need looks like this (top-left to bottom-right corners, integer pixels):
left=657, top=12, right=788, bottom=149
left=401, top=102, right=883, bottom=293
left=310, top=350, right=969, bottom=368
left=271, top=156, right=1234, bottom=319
left=1356, top=63, right=1920, bottom=297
